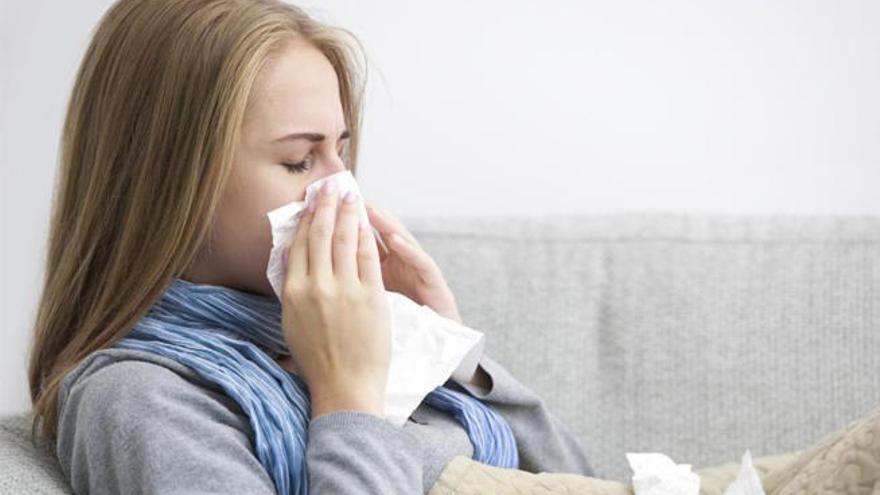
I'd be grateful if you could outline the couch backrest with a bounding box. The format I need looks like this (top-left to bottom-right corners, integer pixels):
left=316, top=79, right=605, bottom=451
left=0, top=412, right=72, bottom=494
left=404, top=212, right=880, bottom=481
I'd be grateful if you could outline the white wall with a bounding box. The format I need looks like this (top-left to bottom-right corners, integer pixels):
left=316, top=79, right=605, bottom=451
left=2, top=0, right=879, bottom=415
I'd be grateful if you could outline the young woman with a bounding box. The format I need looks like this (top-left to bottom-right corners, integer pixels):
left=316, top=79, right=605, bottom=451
left=27, top=1, right=596, bottom=493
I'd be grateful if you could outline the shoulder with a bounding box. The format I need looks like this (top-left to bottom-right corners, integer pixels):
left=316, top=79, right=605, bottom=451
left=56, top=348, right=276, bottom=494
left=60, top=347, right=205, bottom=402
left=58, top=348, right=236, bottom=435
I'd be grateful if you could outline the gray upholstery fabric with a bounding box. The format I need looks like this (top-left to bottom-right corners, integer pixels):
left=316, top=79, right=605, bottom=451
left=3, top=212, right=879, bottom=491
left=404, top=212, right=880, bottom=482
left=0, top=412, right=71, bottom=494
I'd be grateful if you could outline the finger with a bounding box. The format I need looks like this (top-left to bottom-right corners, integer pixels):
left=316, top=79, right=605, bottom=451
left=309, top=180, right=341, bottom=283
left=333, top=190, right=362, bottom=282
left=371, top=225, right=391, bottom=261
left=362, top=202, right=391, bottom=260
left=386, top=231, right=436, bottom=274
left=358, top=212, right=384, bottom=288
left=365, top=203, right=421, bottom=247
left=288, top=206, right=313, bottom=280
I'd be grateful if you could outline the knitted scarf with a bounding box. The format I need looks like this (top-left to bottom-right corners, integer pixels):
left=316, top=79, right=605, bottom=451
left=113, top=277, right=519, bottom=494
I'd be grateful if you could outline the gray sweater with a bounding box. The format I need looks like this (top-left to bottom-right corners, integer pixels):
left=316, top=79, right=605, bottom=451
left=56, top=347, right=596, bottom=494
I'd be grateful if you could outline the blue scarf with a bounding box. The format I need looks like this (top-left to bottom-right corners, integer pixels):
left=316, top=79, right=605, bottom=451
left=113, top=277, right=518, bottom=495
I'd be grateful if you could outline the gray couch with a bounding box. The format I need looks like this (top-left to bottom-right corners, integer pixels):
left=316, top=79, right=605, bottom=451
left=3, top=212, right=879, bottom=493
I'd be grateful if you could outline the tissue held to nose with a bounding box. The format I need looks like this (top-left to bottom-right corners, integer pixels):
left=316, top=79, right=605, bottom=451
left=266, top=169, right=380, bottom=300
left=264, top=169, right=487, bottom=427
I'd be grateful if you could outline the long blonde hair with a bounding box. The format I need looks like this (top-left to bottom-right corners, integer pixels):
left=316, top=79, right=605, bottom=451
left=28, top=0, right=367, bottom=444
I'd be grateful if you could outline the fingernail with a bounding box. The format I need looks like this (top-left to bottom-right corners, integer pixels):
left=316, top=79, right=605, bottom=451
left=343, top=191, right=359, bottom=204
left=322, top=179, right=338, bottom=195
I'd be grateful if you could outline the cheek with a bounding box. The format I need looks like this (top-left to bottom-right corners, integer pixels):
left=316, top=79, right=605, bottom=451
left=233, top=164, right=307, bottom=222
left=211, top=189, right=272, bottom=262
left=221, top=159, right=309, bottom=260
left=211, top=203, right=272, bottom=264
left=255, top=163, right=310, bottom=204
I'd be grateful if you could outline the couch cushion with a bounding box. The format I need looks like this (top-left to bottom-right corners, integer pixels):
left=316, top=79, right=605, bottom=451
left=0, top=412, right=72, bottom=494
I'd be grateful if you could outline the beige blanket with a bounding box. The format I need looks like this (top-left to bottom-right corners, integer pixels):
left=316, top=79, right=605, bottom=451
left=428, top=404, right=880, bottom=495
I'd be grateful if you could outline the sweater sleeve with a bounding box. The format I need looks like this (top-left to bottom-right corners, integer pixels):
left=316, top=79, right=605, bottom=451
left=306, top=411, right=424, bottom=494
left=447, top=353, right=597, bottom=478
left=56, top=355, right=425, bottom=495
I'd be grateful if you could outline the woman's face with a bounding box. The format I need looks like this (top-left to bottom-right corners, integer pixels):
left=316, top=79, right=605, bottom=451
left=182, top=37, right=350, bottom=297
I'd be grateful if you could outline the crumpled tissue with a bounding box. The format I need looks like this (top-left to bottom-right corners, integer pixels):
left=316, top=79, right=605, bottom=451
left=627, top=452, right=700, bottom=495
left=721, top=450, right=766, bottom=495
left=265, top=169, right=486, bottom=427
left=627, top=449, right=766, bottom=495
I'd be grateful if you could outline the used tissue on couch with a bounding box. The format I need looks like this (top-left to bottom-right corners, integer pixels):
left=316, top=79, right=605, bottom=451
left=627, top=452, right=700, bottom=495
left=265, top=170, right=487, bottom=427
left=627, top=450, right=766, bottom=495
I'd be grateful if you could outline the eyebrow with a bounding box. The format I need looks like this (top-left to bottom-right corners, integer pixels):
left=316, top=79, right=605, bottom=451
left=273, top=128, right=350, bottom=143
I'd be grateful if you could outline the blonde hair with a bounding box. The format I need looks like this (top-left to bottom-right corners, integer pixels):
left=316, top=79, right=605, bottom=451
left=28, top=0, right=368, bottom=444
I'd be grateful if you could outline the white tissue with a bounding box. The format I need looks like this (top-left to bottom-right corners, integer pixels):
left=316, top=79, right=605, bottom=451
left=627, top=453, right=700, bottom=495
left=626, top=450, right=766, bottom=495
left=265, top=170, right=486, bottom=427
left=722, top=450, right=766, bottom=495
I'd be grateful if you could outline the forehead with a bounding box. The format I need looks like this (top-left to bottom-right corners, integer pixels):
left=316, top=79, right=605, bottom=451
left=243, top=38, right=344, bottom=139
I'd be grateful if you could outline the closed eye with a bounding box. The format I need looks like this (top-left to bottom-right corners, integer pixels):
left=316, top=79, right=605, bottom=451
left=281, top=138, right=349, bottom=175
left=281, top=160, right=310, bottom=174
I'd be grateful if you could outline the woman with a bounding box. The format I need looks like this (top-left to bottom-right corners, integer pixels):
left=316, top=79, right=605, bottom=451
left=27, top=0, right=596, bottom=493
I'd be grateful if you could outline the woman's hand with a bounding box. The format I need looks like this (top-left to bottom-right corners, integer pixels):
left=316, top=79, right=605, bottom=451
left=365, top=202, right=463, bottom=325
left=278, top=181, right=392, bottom=420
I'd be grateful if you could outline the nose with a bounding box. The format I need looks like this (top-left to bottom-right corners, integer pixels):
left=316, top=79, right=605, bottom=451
left=327, top=159, right=345, bottom=174
left=318, top=150, right=347, bottom=178
left=306, top=160, right=347, bottom=196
